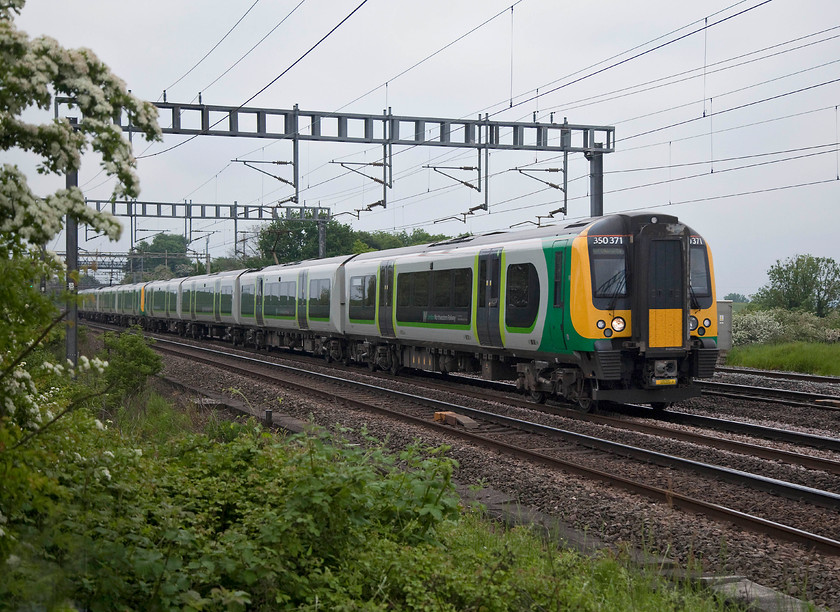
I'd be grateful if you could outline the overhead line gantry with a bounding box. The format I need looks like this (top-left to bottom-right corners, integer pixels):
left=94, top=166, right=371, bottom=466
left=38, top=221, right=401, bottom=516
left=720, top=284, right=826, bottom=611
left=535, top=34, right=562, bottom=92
left=113, top=100, right=615, bottom=217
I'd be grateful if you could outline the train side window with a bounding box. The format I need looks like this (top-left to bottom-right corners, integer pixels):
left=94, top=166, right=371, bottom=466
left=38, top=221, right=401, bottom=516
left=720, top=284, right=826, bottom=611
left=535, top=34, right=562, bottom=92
left=453, top=268, right=471, bottom=309
left=397, top=269, right=471, bottom=325
left=397, top=273, right=411, bottom=308
left=689, top=245, right=711, bottom=297
left=350, top=276, right=364, bottom=303
left=553, top=251, right=564, bottom=308
left=433, top=270, right=451, bottom=307
left=153, top=289, right=165, bottom=313
left=506, top=263, right=540, bottom=329
left=349, top=274, right=376, bottom=321
left=263, top=280, right=295, bottom=317
left=219, top=285, right=233, bottom=316
left=308, top=278, right=331, bottom=320
left=689, top=244, right=713, bottom=308
left=413, top=271, right=430, bottom=307
left=240, top=283, right=255, bottom=317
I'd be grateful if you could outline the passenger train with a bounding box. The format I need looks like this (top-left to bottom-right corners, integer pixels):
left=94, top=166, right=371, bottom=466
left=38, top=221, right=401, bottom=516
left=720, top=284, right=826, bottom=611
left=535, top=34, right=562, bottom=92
left=79, top=212, right=719, bottom=410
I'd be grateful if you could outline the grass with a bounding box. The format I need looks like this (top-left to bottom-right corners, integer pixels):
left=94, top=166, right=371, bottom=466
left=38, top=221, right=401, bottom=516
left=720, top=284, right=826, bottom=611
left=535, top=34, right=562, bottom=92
left=726, top=342, right=840, bottom=376
left=439, top=513, right=734, bottom=611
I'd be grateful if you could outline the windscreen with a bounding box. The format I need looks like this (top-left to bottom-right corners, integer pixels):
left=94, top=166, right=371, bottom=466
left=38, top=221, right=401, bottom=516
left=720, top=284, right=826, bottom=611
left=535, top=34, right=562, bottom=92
left=689, top=237, right=713, bottom=308
left=589, top=236, right=629, bottom=309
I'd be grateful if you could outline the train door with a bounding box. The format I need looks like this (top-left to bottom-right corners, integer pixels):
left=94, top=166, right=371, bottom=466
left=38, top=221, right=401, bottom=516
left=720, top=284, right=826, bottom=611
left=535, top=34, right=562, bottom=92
left=255, top=277, right=264, bottom=326
left=378, top=261, right=395, bottom=338
left=635, top=225, right=688, bottom=351
left=189, top=282, right=196, bottom=320
left=213, top=280, right=222, bottom=323
left=549, top=241, right=567, bottom=350
left=297, top=270, right=308, bottom=329
left=476, top=248, right=503, bottom=347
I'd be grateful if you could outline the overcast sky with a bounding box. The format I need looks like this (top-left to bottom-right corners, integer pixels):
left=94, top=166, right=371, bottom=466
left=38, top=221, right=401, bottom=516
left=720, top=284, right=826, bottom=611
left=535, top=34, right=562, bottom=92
left=11, top=0, right=840, bottom=296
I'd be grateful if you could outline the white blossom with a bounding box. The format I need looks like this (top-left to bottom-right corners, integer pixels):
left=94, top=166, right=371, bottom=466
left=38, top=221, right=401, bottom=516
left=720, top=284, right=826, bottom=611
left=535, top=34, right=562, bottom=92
left=0, top=0, right=159, bottom=436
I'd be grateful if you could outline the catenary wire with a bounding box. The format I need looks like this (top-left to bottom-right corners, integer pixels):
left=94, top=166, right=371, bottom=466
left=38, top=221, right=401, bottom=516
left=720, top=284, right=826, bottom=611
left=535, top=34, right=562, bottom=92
left=162, top=0, right=262, bottom=96
left=137, top=0, right=368, bottom=161
left=172, top=0, right=768, bottom=220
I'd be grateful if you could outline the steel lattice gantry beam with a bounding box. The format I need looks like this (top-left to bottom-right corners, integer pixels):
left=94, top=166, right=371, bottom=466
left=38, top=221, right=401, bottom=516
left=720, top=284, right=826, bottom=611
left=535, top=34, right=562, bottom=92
left=83, top=200, right=331, bottom=258
left=84, top=199, right=330, bottom=221
left=111, top=100, right=615, bottom=216
left=133, top=101, right=613, bottom=154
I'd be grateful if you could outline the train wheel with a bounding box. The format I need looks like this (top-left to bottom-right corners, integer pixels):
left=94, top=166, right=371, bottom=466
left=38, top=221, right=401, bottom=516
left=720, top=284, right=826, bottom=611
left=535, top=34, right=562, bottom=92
left=651, top=402, right=670, bottom=412
left=573, top=379, right=597, bottom=413
left=577, top=396, right=596, bottom=413
left=529, top=390, right=547, bottom=403
left=389, top=347, right=402, bottom=375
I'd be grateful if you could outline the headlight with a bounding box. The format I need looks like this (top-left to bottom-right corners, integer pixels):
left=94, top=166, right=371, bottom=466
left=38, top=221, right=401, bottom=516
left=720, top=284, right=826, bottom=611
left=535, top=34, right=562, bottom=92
left=611, top=317, right=626, bottom=332
left=596, top=320, right=606, bottom=329
left=703, top=318, right=711, bottom=328
left=689, top=316, right=698, bottom=331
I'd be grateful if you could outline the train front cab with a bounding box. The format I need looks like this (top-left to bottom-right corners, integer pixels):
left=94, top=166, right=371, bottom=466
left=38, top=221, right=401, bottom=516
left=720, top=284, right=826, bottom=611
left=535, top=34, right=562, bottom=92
left=571, top=213, right=718, bottom=406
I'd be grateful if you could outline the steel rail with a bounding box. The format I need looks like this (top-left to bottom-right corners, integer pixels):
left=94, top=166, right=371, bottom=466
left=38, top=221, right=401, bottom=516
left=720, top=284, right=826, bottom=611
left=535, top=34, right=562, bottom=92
left=153, top=338, right=840, bottom=509
left=715, top=366, right=840, bottom=385
left=658, top=410, right=840, bottom=452
left=391, top=373, right=840, bottom=475
left=151, top=338, right=840, bottom=557
left=698, top=380, right=840, bottom=409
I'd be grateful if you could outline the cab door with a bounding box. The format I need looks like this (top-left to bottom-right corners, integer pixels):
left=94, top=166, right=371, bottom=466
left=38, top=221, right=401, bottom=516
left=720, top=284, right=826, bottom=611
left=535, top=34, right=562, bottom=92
left=634, top=225, right=689, bottom=351
left=476, top=248, right=503, bottom=347
left=548, top=241, right=568, bottom=350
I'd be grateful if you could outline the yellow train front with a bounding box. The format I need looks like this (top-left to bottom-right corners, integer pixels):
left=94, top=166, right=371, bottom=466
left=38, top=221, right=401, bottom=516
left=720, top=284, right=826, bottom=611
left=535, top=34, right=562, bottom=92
left=527, top=212, right=718, bottom=409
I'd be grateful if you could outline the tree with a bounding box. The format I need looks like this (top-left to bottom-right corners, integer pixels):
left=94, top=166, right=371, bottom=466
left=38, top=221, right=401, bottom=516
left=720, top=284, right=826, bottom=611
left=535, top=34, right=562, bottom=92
left=752, top=254, right=840, bottom=317
left=1, top=0, right=159, bottom=435
left=723, top=293, right=750, bottom=303
left=257, top=217, right=450, bottom=264
left=125, top=233, right=191, bottom=280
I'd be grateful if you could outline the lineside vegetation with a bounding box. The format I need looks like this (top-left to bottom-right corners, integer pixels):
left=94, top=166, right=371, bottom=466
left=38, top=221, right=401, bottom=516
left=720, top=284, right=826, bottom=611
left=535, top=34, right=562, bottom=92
left=728, top=255, right=840, bottom=373
left=1, top=333, right=734, bottom=610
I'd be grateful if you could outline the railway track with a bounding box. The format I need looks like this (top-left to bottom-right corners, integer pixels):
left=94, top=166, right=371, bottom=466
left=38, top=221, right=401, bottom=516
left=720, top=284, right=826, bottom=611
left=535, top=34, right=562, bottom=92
left=389, top=371, right=840, bottom=456
left=716, top=366, right=840, bottom=385
left=89, top=321, right=840, bottom=453
left=151, top=337, right=840, bottom=557
left=698, top=379, right=840, bottom=409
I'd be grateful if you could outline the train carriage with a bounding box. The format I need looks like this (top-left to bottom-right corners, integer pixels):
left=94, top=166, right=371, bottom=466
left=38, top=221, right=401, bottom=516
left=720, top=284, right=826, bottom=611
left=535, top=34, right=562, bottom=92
left=77, top=211, right=719, bottom=409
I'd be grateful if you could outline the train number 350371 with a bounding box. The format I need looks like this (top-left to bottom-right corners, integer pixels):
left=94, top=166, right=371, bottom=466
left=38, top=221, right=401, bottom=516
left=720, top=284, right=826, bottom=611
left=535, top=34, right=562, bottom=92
left=591, top=236, right=625, bottom=245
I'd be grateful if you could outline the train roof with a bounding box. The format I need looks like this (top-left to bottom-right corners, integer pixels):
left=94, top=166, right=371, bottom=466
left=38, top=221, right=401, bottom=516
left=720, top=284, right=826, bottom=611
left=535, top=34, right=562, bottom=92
left=350, top=211, right=680, bottom=261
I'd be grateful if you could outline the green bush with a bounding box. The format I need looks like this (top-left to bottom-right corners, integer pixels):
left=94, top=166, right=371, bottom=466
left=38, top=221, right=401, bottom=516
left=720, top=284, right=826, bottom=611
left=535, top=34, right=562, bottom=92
left=99, top=327, right=163, bottom=398
left=732, top=308, right=840, bottom=346
left=731, top=309, right=784, bottom=345
left=0, top=417, right=462, bottom=610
